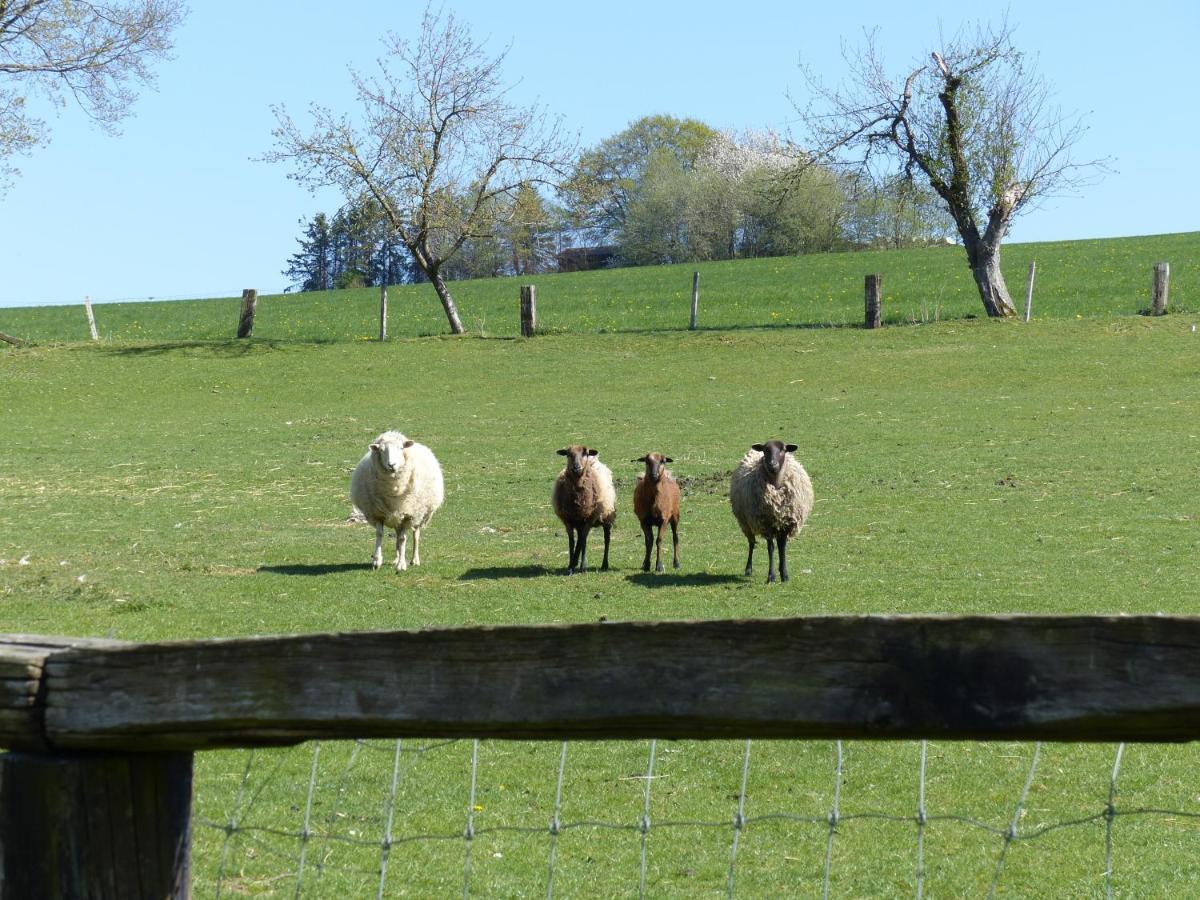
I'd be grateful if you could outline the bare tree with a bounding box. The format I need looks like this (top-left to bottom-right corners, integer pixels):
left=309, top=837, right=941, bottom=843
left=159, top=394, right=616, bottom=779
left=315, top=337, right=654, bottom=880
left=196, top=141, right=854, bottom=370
left=267, top=7, right=574, bottom=334
left=0, top=0, right=186, bottom=192
left=795, top=21, right=1104, bottom=317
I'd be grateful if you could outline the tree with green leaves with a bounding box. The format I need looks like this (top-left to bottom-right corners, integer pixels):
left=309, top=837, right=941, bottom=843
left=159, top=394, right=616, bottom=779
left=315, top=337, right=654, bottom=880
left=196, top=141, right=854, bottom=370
left=0, top=0, right=186, bottom=193
left=795, top=21, right=1103, bottom=316
left=560, top=114, right=718, bottom=244
left=267, top=6, right=573, bottom=334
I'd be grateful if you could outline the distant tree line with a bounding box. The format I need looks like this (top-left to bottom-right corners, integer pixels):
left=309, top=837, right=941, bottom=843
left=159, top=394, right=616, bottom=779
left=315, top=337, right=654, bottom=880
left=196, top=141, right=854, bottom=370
left=283, top=113, right=954, bottom=292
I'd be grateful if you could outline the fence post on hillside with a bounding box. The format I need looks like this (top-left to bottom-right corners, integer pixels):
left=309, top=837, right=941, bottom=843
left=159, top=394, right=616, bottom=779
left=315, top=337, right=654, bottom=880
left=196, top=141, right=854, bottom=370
left=865, top=274, right=882, bottom=329
left=379, top=284, right=388, bottom=341
left=0, top=750, right=194, bottom=898
left=236, top=289, right=258, bottom=338
left=1151, top=262, right=1170, bottom=316
left=1023, top=260, right=1037, bottom=323
left=83, top=295, right=99, bottom=341
left=520, top=285, right=537, bottom=337
left=690, top=271, right=700, bottom=330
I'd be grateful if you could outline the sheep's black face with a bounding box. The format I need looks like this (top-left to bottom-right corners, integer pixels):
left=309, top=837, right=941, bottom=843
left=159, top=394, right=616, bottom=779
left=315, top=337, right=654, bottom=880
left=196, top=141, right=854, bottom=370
left=752, top=440, right=797, bottom=481
left=558, top=445, right=598, bottom=479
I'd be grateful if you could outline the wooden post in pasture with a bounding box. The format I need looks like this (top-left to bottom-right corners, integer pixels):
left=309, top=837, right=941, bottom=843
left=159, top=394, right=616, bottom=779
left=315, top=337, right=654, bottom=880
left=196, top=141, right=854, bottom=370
left=864, top=274, right=882, bottom=328
left=379, top=283, right=389, bottom=341
left=1023, top=260, right=1036, bottom=322
left=0, top=751, right=193, bottom=899
left=689, top=271, right=700, bottom=330
left=520, top=284, right=537, bottom=337
left=83, top=295, right=99, bottom=341
left=236, top=288, right=258, bottom=338
left=1152, top=262, right=1170, bottom=315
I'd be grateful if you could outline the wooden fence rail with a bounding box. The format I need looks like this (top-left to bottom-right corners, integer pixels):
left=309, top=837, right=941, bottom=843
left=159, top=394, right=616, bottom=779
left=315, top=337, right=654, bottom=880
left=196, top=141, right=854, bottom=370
left=5, top=615, right=1200, bottom=898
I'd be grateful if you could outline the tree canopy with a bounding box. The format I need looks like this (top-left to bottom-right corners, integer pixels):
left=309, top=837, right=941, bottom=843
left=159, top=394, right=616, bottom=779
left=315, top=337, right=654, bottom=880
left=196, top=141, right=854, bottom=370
left=0, top=0, right=186, bottom=192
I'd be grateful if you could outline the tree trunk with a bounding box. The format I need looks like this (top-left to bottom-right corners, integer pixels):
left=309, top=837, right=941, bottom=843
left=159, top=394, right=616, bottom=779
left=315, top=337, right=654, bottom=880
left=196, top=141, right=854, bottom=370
left=964, top=237, right=1017, bottom=318
left=431, top=272, right=466, bottom=334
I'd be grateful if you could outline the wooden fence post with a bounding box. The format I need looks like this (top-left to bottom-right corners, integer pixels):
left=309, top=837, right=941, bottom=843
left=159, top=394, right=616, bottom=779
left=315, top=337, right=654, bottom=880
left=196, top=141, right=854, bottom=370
left=0, top=750, right=193, bottom=899
left=520, top=285, right=536, bottom=337
left=689, top=271, right=699, bottom=330
left=865, top=274, right=882, bottom=329
left=1023, top=260, right=1037, bottom=323
left=1152, top=262, right=1170, bottom=316
left=84, top=295, right=99, bottom=341
left=379, top=284, right=388, bottom=341
left=236, top=289, right=258, bottom=338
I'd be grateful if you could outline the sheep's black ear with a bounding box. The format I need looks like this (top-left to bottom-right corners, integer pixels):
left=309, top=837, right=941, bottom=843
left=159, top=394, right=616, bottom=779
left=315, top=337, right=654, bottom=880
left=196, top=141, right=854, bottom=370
left=403, top=440, right=414, bottom=449
left=634, top=456, right=647, bottom=463
left=751, top=443, right=764, bottom=452
left=370, top=442, right=382, bottom=453
left=785, top=444, right=798, bottom=453
left=664, top=456, right=673, bottom=463
left=587, top=448, right=599, bottom=456
left=557, top=448, right=569, bottom=456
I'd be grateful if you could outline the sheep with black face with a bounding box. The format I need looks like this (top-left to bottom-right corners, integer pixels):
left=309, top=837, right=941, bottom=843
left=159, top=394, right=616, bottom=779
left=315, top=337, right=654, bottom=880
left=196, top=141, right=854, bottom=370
left=552, top=445, right=616, bottom=574
left=729, top=440, right=813, bottom=583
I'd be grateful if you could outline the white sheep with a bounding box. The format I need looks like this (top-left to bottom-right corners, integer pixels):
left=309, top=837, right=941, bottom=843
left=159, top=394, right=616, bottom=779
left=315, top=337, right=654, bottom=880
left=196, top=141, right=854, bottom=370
left=350, top=430, right=445, bottom=573
left=552, top=445, right=617, bottom=573
left=729, top=440, right=813, bottom=583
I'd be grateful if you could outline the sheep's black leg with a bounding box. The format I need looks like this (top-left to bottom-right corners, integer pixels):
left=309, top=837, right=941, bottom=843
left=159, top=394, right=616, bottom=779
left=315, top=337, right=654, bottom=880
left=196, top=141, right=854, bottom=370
left=567, top=527, right=578, bottom=574
left=641, top=522, right=653, bottom=572
left=577, top=524, right=591, bottom=573
left=670, top=520, right=680, bottom=569
left=744, top=536, right=755, bottom=577
left=778, top=533, right=789, bottom=582
left=600, top=521, right=611, bottom=571
left=654, top=523, right=665, bottom=573
left=766, top=535, right=777, bottom=584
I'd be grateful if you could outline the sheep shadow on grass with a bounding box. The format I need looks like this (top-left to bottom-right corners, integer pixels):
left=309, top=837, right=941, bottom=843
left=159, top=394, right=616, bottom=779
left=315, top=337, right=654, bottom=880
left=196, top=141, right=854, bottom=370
left=458, top=565, right=556, bottom=581
left=258, top=562, right=369, bottom=576
left=625, top=572, right=744, bottom=589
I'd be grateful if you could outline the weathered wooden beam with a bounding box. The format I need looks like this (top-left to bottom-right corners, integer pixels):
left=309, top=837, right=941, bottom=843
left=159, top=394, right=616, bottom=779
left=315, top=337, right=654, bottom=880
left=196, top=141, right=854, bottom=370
left=0, top=635, right=131, bottom=751
left=5, top=616, right=1200, bottom=751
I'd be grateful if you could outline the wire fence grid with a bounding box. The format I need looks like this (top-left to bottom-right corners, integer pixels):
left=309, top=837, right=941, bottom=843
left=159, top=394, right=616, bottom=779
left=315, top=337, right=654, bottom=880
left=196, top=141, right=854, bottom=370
left=192, top=737, right=1200, bottom=898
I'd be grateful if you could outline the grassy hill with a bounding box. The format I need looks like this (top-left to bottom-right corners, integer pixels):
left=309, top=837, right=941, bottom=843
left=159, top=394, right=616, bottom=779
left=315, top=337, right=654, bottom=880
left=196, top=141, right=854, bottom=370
left=2, top=232, right=1199, bottom=895
left=3, top=231, right=1195, bottom=343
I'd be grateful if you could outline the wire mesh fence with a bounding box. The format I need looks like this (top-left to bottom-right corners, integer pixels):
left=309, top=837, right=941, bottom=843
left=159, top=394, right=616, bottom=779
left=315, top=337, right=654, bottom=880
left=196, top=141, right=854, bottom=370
left=191, top=737, right=1200, bottom=898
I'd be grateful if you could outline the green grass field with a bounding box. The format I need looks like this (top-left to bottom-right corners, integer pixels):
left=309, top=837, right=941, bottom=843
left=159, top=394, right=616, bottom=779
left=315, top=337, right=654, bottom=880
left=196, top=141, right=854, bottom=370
left=2, top=232, right=1199, bottom=895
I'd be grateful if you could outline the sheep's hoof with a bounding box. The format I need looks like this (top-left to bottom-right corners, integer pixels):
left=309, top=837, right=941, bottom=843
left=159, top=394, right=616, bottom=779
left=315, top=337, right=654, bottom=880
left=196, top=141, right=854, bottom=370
left=767, top=573, right=777, bottom=584
left=642, top=562, right=650, bottom=572
left=371, top=559, right=382, bottom=571
left=655, top=563, right=664, bottom=573
left=673, top=561, right=681, bottom=570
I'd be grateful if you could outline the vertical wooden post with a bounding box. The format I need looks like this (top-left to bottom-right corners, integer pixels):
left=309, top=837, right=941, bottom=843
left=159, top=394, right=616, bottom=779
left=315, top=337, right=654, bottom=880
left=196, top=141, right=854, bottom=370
left=379, top=283, right=389, bottom=341
left=236, top=288, right=258, bottom=338
left=864, top=274, right=882, bottom=329
left=0, top=751, right=193, bottom=899
left=84, top=295, right=99, bottom=341
left=1152, top=262, right=1170, bottom=315
left=689, top=271, right=700, bottom=330
left=520, top=285, right=536, bottom=337
left=1023, top=260, right=1036, bottom=323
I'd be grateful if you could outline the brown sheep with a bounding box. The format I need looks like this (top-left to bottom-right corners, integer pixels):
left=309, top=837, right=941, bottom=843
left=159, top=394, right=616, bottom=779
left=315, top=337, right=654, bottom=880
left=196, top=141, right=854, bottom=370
left=552, top=445, right=617, bottom=574
left=632, top=452, right=680, bottom=573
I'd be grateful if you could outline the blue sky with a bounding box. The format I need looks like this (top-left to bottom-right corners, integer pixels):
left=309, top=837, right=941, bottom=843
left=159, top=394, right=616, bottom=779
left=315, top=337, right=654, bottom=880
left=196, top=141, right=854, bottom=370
left=0, top=0, right=1195, bottom=308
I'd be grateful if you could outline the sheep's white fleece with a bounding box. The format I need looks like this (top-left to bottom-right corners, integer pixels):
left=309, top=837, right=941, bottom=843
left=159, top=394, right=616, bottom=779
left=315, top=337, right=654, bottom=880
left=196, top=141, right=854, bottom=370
left=729, top=449, right=813, bottom=539
left=350, top=431, right=445, bottom=532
